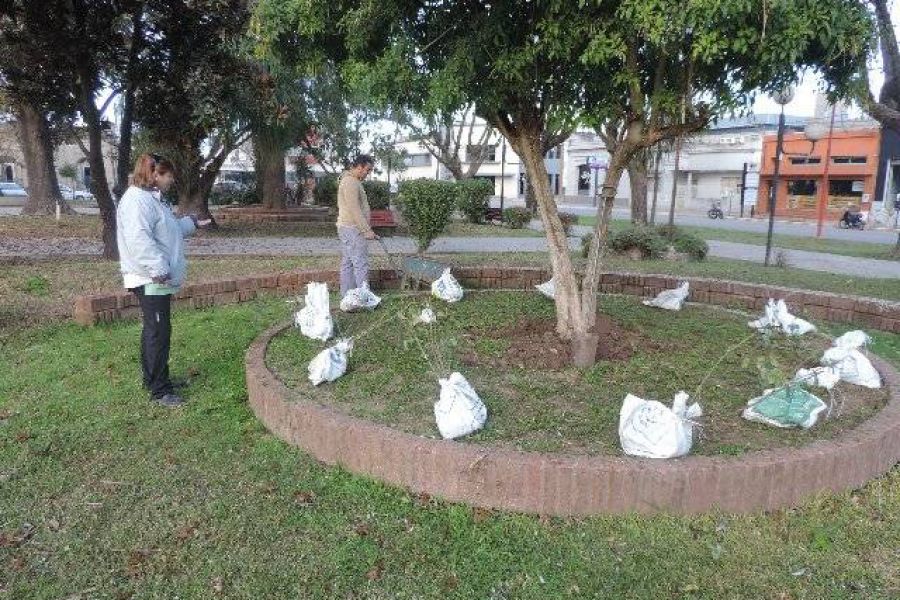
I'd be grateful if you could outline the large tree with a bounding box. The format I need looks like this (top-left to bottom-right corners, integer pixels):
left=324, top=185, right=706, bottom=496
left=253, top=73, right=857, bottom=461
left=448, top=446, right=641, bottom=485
left=859, top=0, right=900, bottom=255
left=349, top=0, right=871, bottom=365
left=0, top=1, right=77, bottom=216
left=134, top=0, right=253, bottom=220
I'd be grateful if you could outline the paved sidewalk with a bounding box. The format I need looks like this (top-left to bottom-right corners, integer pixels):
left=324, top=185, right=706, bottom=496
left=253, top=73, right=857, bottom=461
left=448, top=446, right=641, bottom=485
left=3, top=233, right=898, bottom=279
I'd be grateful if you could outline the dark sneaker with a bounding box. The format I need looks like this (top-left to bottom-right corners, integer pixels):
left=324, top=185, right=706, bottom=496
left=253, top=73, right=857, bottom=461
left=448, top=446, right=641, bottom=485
left=153, top=393, right=185, bottom=408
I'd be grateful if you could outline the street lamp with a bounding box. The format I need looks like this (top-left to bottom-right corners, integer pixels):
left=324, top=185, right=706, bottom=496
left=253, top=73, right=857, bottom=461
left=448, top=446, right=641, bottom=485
left=764, top=85, right=795, bottom=267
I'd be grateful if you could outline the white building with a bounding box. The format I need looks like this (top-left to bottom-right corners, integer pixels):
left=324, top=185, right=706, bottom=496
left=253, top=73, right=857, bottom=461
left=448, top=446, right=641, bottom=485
left=560, top=115, right=813, bottom=216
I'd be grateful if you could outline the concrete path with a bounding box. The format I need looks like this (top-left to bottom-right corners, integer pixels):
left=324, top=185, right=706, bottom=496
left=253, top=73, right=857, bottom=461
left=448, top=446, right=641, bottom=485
left=3, top=233, right=898, bottom=279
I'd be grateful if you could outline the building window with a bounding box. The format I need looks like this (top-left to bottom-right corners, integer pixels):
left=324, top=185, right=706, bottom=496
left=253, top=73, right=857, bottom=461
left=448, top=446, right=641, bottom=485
left=466, top=145, right=497, bottom=163
left=828, top=179, right=865, bottom=209
left=546, top=147, right=559, bottom=159
left=789, top=157, right=821, bottom=165
left=831, top=156, right=866, bottom=164
left=404, top=153, right=432, bottom=167
left=577, top=165, right=591, bottom=193
left=2, top=164, right=13, bottom=182
left=786, top=179, right=817, bottom=210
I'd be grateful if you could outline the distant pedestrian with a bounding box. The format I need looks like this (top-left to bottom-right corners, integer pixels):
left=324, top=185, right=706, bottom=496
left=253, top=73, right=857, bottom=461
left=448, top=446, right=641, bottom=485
left=116, top=153, right=211, bottom=407
left=336, top=154, right=378, bottom=296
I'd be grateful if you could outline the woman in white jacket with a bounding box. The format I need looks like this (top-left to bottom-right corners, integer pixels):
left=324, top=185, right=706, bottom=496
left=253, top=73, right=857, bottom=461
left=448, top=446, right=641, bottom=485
left=116, top=154, right=210, bottom=407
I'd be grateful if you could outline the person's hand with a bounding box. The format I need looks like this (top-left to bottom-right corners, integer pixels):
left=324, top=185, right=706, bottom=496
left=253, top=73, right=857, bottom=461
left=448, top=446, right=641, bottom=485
left=190, top=215, right=213, bottom=229
left=365, top=231, right=379, bottom=240
left=151, top=273, right=170, bottom=284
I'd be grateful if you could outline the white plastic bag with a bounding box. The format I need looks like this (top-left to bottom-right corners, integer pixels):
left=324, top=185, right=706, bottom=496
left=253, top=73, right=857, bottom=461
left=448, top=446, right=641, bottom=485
left=416, top=307, right=437, bottom=325
left=308, top=338, right=353, bottom=386
left=618, top=391, right=702, bottom=459
left=339, top=283, right=381, bottom=312
left=431, top=269, right=464, bottom=303
left=295, top=282, right=333, bottom=342
left=793, top=367, right=840, bottom=390
left=833, top=330, right=872, bottom=350
left=820, top=348, right=882, bottom=389
left=434, top=372, right=487, bottom=440
left=642, top=281, right=690, bottom=311
left=535, top=278, right=555, bottom=300
left=748, top=299, right=815, bottom=336
left=742, top=386, right=827, bottom=429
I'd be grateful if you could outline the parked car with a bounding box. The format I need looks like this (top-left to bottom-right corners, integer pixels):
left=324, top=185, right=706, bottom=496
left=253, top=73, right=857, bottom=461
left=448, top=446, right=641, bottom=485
left=59, top=185, right=94, bottom=201
left=0, top=182, right=28, bottom=197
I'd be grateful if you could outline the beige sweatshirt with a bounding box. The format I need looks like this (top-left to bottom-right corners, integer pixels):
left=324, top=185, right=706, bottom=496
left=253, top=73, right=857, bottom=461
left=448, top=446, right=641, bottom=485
left=335, top=171, right=373, bottom=235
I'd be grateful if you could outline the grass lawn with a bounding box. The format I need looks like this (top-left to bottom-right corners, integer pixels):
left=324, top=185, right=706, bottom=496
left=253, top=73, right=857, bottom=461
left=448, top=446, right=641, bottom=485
left=2, top=297, right=899, bottom=597
left=268, top=292, right=886, bottom=456
left=577, top=216, right=899, bottom=261
left=0, top=215, right=539, bottom=241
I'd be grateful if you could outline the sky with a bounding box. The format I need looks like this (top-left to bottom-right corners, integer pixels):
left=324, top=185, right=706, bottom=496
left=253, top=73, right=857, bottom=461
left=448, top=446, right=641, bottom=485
left=752, top=1, right=900, bottom=118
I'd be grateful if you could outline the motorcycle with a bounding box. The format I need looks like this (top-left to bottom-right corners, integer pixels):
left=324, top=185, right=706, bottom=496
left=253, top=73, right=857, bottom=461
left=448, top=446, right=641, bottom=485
left=707, top=201, right=724, bottom=220
left=838, top=210, right=865, bottom=230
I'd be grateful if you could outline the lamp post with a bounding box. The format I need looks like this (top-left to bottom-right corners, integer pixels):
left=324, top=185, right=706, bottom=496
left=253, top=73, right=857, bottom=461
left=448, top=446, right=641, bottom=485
left=764, top=86, right=795, bottom=267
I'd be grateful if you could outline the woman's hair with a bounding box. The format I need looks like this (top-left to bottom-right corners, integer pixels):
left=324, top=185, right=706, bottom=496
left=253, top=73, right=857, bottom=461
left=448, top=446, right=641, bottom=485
left=132, top=153, right=175, bottom=187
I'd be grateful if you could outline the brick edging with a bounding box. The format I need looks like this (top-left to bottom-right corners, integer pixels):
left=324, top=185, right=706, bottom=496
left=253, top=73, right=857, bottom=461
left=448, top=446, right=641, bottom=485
left=247, top=321, right=900, bottom=515
left=74, top=268, right=900, bottom=332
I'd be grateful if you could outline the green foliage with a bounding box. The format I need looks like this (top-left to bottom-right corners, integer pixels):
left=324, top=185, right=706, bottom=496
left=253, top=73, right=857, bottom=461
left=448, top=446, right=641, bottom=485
left=363, top=180, right=391, bottom=210
left=658, top=225, right=709, bottom=261
left=210, top=186, right=259, bottom=207
left=21, top=275, right=50, bottom=297
left=313, top=175, right=339, bottom=207
left=395, top=179, right=456, bottom=252
left=608, top=226, right=669, bottom=259
left=456, top=179, right=494, bottom=224
left=57, top=164, right=77, bottom=181
left=502, top=207, right=531, bottom=229
left=558, top=212, right=577, bottom=236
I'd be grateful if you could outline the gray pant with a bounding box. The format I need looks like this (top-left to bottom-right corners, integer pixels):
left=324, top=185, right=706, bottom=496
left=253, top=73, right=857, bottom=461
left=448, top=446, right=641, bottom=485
left=338, top=226, right=369, bottom=295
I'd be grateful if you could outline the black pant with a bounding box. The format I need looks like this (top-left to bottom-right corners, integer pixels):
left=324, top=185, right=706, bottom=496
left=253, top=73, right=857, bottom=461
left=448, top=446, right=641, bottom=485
left=132, top=286, right=173, bottom=398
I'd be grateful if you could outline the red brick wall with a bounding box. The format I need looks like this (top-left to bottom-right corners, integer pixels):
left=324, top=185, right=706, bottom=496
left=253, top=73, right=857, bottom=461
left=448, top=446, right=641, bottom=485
left=74, top=268, right=900, bottom=334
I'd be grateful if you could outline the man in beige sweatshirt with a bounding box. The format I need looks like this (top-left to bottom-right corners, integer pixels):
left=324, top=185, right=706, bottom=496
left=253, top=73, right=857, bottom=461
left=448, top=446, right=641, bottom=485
left=336, top=154, right=378, bottom=295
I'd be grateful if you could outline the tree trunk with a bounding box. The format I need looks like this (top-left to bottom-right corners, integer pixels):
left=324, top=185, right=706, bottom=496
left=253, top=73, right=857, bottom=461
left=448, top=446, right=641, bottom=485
left=649, top=145, right=662, bottom=225
left=668, top=135, right=683, bottom=226
left=524, top=177, right=537, bottom=214
left=114, top=5, right=144, bottom=199
left=77, top=67, right=117, bottom=259
left=173, top=141, right=230, bottom=222
left=514, top=133, right=583, bottom=340
left=15, top=101, right=74, bottom=216
left=627, top=154, right=648, bottom=225
left=580, top=150, right=629, bottom=333
left=254, top=129, right=286, bottom=210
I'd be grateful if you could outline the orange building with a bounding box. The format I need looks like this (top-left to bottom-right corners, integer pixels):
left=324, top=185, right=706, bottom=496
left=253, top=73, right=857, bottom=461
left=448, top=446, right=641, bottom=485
left=757, top=127, right=880, bottom=219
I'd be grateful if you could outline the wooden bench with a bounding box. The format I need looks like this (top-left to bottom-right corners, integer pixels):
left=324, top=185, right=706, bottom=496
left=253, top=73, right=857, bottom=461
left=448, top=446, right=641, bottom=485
left=369, top=209, right=398, bottom=236
left=400, top=256, right=450, bottom=291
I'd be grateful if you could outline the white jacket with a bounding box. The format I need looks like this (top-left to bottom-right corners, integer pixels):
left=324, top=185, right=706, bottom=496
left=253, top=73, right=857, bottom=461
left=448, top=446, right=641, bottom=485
left=116, top=186, right=196, bottom=290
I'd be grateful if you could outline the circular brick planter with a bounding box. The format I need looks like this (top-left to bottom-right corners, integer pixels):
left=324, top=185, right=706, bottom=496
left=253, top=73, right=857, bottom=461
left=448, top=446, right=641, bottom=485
left=247, top=308, right=900, bottom=517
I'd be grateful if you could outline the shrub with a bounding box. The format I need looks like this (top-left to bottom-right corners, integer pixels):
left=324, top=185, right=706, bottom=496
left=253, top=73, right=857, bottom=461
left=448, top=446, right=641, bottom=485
left=558, top=212, right=578, bottom=236
left=670, top=231, right=709, bottom=260
left=655, top=225, right=709, bottom=261
left=363, top=180, right=391, bottom=210
left=395, top=179, right=457, bottom=252
left=209, top=186, right=258, bottom=206
left=456, top=178, right=494, bottom=224
left=607, top=226, right=668, bottom=259
left=313, top=175, right=339, bottom=207
left=503, top=206, right=532, bottom=229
